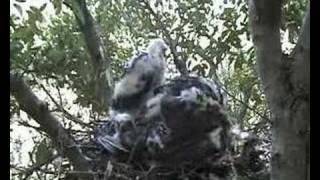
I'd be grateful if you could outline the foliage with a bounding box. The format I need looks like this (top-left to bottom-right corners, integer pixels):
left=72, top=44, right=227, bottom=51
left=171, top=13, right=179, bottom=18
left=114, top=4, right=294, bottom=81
left=10, top=0, right=308, bottom=179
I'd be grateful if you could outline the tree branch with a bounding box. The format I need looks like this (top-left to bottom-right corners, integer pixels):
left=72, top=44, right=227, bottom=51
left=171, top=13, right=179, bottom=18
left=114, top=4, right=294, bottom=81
left=212, top=73, right=270, bottom=123
left=289, top=4, right=310, bottom=180
left=238, top=84, right=254, bottom=129
left=17, top=120, right=45, bottom=133
left=290, top=4, right=310, bottom=96
left=292, top=4, right=310, bottom=55
left=21, top=154, right=59, bottom=180
left=248, top=0, right=285, bottom=109
left=10, top=73, right=93, bottom=179
left=66, top=0, right=113, bottom=110
left=141, top=0, right=188, bottom=75
left=37, top=81, right=92, bottom=128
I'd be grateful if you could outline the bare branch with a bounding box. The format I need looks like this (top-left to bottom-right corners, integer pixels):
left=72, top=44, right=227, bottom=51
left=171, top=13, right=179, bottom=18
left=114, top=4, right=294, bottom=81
left=290, top=4, right=310, bottom=96
left=212, top=73, right=270, bottom=122
left=21, top=154, right=59, bottom=180
left=222, top=85, right=270, bottom=122
left=10, top=73, right=92, bottom=178
left=17, top=120, right=44, bottom=133
left=248, top=0, right=284, bottom=107
left=292, top=4, right=310, bottom=54
left=289, top=5, right=310, bottom=180
left=238, top=84, right=254, bottom=129
left=65, top=0, right=113, bottom=110
left=36, top=80, right=92, bottom=128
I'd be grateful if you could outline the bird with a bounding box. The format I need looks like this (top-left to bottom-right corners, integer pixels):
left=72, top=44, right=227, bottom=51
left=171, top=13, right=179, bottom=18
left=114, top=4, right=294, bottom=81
left=94, top=113, right=132, bottom=154
left=94, top=38, right=168, bottom=155
left=93, top=74, right=234, bottom=178
left=139, top=75, right=231, bottom=158
left=111, top=38, right=168, bottom=118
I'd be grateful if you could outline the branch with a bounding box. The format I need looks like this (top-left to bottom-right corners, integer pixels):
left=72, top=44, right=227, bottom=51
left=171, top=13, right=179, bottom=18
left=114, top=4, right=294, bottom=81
left=212, top=73, right=270, bottom=123
left=290, top=5, right=310, bottom=180
left=21, top=154, right=59, bottom=180
left=10, top=73, right=93, bottom=178
left=223, top=85, right=270, bottom=123
left=292, top=4, right=310, bottom=55
left=142, top=0, right=188, bottom=75
left=248, top=0, right=284, bottom=108
left=36, top=80, right=92, bottom=128
left=290, top=4, right=310, bottom=96
left=65, top=0, right=113, bottom=110
left=238, top=84, right=254, bottom=129
left=17, top=120, right=45, bottom=133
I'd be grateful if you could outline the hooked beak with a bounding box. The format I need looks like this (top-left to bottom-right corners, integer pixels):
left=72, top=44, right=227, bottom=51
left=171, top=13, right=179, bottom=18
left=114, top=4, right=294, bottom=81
left=124, top=62, right=132, bottom=73
left=161, top=43, right=169, bottom=57
left=124, top=67, right=131, bottom=73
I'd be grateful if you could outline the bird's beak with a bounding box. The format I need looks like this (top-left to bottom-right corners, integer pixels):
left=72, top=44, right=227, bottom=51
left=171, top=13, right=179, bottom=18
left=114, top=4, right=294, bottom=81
left=124, top=67, right=131, bottom=73
left=124, top=62, right=132, bottom=73
left=162, top=43, right=169, bottom=57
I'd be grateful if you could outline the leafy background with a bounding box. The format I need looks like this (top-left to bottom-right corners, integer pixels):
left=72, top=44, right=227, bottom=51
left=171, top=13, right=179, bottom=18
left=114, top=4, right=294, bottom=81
left=10, top=0, right=308, bottom=179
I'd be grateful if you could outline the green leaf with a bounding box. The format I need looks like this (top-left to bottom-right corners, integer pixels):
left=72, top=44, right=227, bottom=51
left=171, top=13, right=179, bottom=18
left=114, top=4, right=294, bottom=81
left=52, top=0, right=62, bottom=14
left=40, top=3, right=47, bottom=11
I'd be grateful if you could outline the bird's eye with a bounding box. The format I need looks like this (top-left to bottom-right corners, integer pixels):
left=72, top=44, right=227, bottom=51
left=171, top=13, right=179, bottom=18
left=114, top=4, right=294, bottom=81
left=162, top=48, right=167, bottom=55
left=124, top=62, right=132, bottom=72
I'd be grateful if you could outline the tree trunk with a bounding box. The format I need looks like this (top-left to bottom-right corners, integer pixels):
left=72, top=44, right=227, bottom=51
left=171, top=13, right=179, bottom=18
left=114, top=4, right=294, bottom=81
left=248, top=1, right=309, bottom=180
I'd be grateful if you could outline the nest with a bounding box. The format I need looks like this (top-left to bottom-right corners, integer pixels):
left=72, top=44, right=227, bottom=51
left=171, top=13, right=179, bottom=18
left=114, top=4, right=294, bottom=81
left=81, top=76, right=237, bottom=180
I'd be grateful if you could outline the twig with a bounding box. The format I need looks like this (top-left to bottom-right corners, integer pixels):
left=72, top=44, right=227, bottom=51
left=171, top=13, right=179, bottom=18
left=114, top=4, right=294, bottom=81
left=10, top=73, right=93, bottom=177
left=17, top=120, right=45, bottom=133
left=211, top=73, right=271, bottom=123
left=141, top=0, right=188, bottom=75
left=20, top=154, right=59, bottom=180
left=31, top=75, right=92, bottom=128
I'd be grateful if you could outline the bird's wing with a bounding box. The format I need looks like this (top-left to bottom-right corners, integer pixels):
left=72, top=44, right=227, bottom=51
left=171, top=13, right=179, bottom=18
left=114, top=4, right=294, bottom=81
left=97, top=135, right=129, bottom=153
